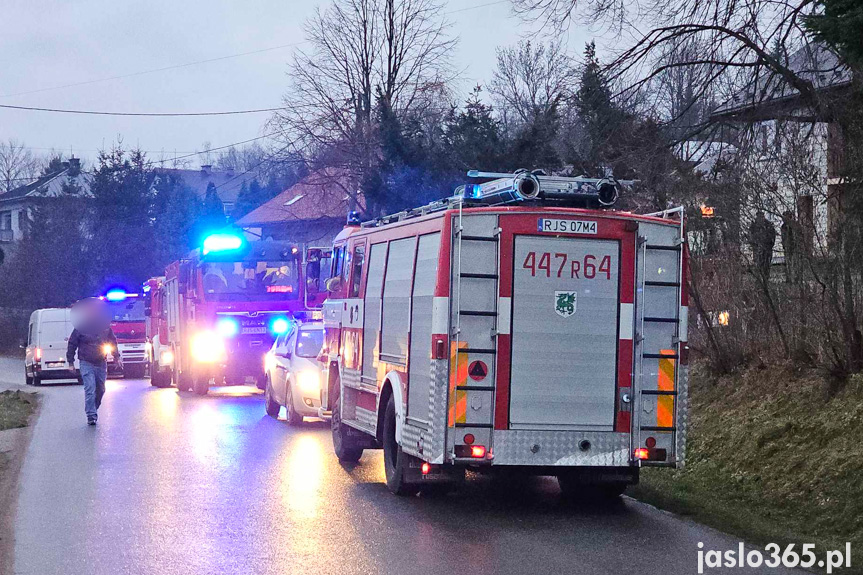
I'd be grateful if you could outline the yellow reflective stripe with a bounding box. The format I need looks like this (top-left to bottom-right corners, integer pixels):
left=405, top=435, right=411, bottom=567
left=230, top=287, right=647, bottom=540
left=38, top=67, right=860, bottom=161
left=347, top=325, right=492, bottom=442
left=448, top=341, right=468, bottom=426
left=657, top=349, right=675, bottom=428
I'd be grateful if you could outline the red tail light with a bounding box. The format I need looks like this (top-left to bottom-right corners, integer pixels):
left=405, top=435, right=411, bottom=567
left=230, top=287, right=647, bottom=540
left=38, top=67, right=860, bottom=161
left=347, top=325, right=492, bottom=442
left=34, top=347, right=42, bottom=361
left=421, top=462, right=430, bottom=475
left=463, top=433, right=475, bottom=445
left=470, top=445, right=486, bottom=458
left=634, top=448, right=649, bottom=460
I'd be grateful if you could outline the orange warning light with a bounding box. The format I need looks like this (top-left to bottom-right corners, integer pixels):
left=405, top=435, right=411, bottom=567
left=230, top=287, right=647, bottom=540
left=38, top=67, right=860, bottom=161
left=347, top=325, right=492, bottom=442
left=700, top=205, right=715, bottom=218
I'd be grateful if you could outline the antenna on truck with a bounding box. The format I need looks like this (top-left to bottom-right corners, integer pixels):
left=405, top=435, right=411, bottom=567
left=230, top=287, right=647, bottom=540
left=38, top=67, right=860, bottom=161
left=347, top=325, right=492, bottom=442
left=460, top=169, right=634, bottom=208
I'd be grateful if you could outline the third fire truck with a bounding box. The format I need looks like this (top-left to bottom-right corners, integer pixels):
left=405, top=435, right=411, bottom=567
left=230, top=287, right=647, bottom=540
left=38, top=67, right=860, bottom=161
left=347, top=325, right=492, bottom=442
left=145, top=234, right=330, bottom=395
left=321, top=170, right=688, bottom=496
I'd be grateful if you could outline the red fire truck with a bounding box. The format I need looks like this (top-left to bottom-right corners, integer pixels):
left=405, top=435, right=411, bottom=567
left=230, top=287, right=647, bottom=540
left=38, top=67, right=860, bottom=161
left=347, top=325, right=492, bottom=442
left=321, top=170, right=688, bottom=496
left=145, top=233, right=330, bottom=395
left=103, top=289, right=149, bottom=378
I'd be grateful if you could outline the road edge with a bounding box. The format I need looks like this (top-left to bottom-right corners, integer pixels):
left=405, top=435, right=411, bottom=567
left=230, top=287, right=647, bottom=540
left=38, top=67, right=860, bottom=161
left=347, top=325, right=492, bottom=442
left=0, top=393, right=40, bottom=575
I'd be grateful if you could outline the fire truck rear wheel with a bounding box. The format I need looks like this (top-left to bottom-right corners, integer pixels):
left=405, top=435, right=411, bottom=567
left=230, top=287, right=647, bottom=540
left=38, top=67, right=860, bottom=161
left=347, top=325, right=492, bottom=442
left=557, top=475, right=627, bottom=500
left=150, top=364, right=171, bottom=388
left=193, top=375, right=210, bottom=396
left=331, top=395, right=363, bottom=463
left=383, top=395, right=419, bottom=496
left=175, top=372, right=191, bottom=392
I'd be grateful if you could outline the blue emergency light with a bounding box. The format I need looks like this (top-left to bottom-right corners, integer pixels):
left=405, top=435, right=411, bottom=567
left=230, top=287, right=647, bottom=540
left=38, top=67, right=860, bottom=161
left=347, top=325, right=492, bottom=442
left=202, top=233, right=244, bottom=255
left=270, top=317, right=290, bottom=335
left=104, top=289, right=129, bottom=302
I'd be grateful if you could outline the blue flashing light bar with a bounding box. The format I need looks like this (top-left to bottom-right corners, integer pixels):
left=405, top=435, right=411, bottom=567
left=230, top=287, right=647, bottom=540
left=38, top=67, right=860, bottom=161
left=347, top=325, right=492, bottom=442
left=105, top=289, right=129, bottom=302
left=270, top=317, right=290, bottom=335
left=202, top=233, right=244, bottom=255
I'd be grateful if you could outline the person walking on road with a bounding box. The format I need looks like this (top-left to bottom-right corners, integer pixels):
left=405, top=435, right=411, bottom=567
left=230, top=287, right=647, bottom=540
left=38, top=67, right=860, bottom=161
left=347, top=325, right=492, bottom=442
left=67, top=299, right=122, bottom=425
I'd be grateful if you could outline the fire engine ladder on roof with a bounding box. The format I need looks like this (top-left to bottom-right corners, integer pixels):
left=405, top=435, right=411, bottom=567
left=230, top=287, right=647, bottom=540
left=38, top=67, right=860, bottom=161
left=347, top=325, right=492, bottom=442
left=635, top=206, right=685, bottom=464
left=450, top=200, right=500, bottom=435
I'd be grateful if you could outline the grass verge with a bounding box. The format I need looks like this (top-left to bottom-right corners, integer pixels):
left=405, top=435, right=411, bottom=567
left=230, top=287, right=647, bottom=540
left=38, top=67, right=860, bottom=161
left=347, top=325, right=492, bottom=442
left=631, top=363, right=863, bottom=572
left=0, top=391, right=38, bottom=432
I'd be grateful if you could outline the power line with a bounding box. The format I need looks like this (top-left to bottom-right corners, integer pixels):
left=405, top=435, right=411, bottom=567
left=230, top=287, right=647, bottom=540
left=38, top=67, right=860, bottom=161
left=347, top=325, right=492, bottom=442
left=0, top=132, right=280, bottom=187
left=0, top=42, right=305, bottom=99
left=0, top=103, right=282, bottom=117
left=1, top=1, right=507, bottom=102
left=447, top=0, right=509, bottom=14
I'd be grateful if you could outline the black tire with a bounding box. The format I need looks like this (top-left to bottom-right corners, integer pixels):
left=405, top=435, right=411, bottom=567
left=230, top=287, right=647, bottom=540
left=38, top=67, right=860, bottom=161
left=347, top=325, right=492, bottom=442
left=255, top=375, right=267, bottom=391
left=558, top=475, right=628, bottom=500
left=265, top=379, right=281, bottom=418
left=285, top=382, right=303, bottom=426
left=151, top=369, right=171, bottom=388
left=32, top=376, right=41, bottom=386
left=383, top=395, right=418, bottom=496
left=331, top=391, right=363, bottom=463
left=175, top=371, right=191, bottom=392
left=193, top=374, right=210, bottom=396
left=599, top=482, right=628, bottom=498
left=25, top=371, right=32, bottom=386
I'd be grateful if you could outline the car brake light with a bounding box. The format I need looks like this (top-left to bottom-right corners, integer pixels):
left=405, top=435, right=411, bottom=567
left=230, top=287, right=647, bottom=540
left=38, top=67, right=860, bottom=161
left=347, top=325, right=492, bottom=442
left=634, top=448, right=649, bottom=460
left=645, top=436, right=656, bottom=448
left=34, top=347, right=42, bottom=361
left=471, top=445, right=486, bottom=458
left=463, top=433, right=475, bottom=445
left=421, top=462, right=430, bottom=475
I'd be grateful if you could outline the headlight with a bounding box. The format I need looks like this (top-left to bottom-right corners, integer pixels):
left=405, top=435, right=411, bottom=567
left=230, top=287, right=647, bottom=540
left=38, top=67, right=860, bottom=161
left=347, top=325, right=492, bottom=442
left=159, top=349, right=174, bottom=366
left=102, top=344, right=114, bottom=356
left=264, top=352, right=276, bottom=373
left=296, top=369, right=320, bottom=397
left=190, top=331, right=225, bottom=363
left=217, top=317, right=239, bottom=337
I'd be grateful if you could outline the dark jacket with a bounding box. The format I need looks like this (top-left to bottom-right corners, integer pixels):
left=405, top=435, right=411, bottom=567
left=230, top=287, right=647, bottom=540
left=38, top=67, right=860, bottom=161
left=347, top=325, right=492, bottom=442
left=67, top=328, right=119, bottom=365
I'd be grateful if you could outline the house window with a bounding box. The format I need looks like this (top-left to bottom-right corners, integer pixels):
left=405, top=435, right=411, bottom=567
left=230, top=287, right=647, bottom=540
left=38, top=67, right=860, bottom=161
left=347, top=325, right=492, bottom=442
left=0, top=211, right=11, bottom=231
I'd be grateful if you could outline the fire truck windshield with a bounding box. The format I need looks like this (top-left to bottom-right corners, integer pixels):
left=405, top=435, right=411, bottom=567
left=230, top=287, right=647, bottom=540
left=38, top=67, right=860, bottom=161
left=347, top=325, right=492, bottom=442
left=202, top=260, right=299, bottom=301
left=108, top=299, right=145, bottom=322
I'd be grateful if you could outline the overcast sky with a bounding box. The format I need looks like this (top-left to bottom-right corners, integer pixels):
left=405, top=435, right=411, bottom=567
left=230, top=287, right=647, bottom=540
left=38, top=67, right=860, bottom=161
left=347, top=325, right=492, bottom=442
left=0, top=0, right=594, bottom=169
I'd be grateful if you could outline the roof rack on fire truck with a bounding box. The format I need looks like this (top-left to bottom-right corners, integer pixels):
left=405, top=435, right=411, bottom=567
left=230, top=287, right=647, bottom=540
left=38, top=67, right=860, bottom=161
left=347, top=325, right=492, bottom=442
left=360, top=169, right=635, bottom=228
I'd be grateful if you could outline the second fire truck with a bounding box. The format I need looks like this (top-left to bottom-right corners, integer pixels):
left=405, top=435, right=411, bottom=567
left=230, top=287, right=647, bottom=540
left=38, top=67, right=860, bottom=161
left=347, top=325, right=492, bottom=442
left=320, top=170, right=688, bottom=496
left=145, top=234, right=330, bottom=395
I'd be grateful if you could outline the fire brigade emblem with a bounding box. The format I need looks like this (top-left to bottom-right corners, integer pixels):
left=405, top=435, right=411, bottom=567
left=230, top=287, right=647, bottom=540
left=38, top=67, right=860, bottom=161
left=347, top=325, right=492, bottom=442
left=554, top=291, right=577, bottom=317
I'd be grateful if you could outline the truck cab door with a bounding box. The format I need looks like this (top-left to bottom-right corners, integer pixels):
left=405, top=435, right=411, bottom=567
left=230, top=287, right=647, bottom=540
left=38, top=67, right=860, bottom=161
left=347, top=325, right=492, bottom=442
left=304, top=247, right=333, bottom=309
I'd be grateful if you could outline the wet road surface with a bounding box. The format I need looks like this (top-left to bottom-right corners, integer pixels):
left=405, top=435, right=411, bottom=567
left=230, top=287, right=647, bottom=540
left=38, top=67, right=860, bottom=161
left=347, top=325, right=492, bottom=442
left=8, top=363, right=801, bottom=575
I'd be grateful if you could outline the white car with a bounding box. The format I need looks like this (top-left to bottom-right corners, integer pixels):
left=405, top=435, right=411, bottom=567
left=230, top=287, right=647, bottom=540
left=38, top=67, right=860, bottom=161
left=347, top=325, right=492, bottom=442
left=264, top=321, right=325, bottom=424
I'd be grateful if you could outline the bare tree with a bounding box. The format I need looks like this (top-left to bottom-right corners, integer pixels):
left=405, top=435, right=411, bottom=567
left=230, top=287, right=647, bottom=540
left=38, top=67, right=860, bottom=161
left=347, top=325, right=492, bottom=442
left=489, top=39, right=577, bottom=129
left=270, top=0, right=455, bottom=212
left=512, top=0, right=844, bottom=125
left=0, top=139, right=41, bottom=193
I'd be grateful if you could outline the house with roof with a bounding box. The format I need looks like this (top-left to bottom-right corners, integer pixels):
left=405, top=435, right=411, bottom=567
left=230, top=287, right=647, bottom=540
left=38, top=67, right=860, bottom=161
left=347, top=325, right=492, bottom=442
left=0, top=157, right=91, bottom=246
left=235, top=168, right=362, bottom=245
left=150, top=164, right=259, bottom=217
left=708, top=43, right=852, bottom=260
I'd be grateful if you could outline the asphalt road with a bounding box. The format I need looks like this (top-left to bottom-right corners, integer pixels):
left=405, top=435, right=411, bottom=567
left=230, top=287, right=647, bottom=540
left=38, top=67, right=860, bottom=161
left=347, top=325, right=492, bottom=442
left=4, top=358, right=803, bottom=575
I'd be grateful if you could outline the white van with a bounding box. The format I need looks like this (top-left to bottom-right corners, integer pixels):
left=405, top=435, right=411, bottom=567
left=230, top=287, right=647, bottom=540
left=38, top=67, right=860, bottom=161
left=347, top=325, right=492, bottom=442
left=24, top=308, right=80, bottom=385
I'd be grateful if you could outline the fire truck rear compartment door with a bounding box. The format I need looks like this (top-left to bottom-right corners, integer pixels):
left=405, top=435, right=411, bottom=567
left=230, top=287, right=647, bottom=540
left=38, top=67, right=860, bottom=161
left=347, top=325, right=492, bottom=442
left=509, top=236, right=619, bottom=430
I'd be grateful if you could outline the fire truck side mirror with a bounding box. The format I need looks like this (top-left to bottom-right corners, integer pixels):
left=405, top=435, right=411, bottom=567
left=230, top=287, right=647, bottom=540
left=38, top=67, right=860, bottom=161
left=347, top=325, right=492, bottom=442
left=325, top=277, right=342, bottom=293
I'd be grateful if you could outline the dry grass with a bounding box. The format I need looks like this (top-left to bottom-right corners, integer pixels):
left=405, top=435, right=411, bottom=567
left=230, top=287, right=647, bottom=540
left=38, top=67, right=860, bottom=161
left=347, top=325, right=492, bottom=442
left=0, top=391, right=37, bottom=432
left=632, top=363, right=863, bottom=572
